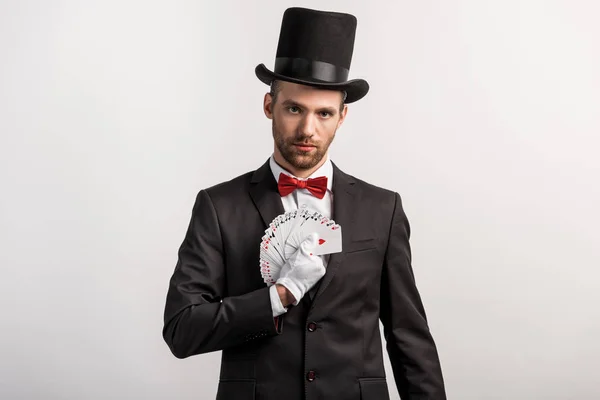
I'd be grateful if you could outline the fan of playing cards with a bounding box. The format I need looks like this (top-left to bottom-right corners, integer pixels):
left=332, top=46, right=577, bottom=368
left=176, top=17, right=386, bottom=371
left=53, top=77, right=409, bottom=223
left=259, top=208, right=342, bottom=286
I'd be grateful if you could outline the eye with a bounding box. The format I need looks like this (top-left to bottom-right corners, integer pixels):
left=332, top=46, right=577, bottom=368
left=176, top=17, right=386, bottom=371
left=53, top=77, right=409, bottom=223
left=287, top=106, right=301, bottom=114
left=319, top=111, right=333, bottom=118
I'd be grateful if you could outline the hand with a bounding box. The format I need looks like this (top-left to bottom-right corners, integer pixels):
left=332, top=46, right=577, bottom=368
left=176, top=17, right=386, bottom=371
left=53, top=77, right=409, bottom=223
left=276, top=284, right=296, bottom=307
left=276, top=233, right=326, bottom=305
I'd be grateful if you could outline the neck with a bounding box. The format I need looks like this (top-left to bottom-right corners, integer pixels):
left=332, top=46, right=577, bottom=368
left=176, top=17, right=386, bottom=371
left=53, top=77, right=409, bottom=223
left=273, top=151, right=327, bottom=178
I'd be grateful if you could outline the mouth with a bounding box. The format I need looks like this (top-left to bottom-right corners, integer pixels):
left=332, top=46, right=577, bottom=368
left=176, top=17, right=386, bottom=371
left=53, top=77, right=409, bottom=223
left=294, top=144, right=316, bottom=152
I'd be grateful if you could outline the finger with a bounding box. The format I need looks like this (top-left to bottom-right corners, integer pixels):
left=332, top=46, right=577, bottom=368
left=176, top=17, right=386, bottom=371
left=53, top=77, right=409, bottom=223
left=301, top=232, right=319, bottom=251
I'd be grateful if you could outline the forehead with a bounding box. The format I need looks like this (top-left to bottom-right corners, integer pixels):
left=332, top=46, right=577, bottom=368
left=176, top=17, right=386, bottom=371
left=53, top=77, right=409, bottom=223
left=276, top=81, right=343, bottom=107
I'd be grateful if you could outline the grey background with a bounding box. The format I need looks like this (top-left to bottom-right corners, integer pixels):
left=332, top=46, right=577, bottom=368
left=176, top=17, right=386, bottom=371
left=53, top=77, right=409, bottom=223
left=1, top=0, right=599, bottom=399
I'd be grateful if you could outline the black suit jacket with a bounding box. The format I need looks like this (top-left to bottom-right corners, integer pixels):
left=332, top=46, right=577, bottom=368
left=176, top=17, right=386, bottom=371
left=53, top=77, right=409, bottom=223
left=163, top=159, right=446, bottom=400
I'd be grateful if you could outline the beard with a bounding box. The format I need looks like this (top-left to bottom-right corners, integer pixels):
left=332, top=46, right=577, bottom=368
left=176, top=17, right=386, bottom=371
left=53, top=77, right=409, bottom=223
left=272, top=117, right=335, bottom=170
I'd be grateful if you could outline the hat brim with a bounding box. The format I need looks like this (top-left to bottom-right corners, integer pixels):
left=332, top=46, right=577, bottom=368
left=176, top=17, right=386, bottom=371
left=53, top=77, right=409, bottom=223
left=255, top=63, right=369, bottom=103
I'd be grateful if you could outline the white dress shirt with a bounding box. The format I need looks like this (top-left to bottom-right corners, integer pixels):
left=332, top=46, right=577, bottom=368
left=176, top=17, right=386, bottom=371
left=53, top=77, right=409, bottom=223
left=268, top=153, right=334, bottom=316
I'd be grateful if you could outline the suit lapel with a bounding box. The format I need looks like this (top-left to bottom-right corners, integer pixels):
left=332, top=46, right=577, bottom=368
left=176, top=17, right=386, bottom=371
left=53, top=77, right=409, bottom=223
left=250, top=158, right=358, bottom=307
left=308, top=162, right=358, bottom=306
left=249, top=159, right=285, bottom=228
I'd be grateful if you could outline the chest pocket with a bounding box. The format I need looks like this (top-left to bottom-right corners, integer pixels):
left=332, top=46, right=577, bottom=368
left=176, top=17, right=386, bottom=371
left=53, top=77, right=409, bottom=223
left=346, top=237, right=378, bottom=254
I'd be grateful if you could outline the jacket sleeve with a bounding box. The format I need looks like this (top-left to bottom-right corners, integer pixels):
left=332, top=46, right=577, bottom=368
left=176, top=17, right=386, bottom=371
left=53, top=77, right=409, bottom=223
left=162, top=189, right=281, bottom=359
left=379, top=192, right=447, bottom=399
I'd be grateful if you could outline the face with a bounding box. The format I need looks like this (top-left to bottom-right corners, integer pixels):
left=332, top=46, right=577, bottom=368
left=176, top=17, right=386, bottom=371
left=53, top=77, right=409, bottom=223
left=264, top=81, right=347, bottom=175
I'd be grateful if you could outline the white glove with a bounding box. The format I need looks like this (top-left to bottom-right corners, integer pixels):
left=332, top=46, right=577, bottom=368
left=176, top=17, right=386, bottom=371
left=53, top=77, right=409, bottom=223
left=276, top=233, right=326, bottom=305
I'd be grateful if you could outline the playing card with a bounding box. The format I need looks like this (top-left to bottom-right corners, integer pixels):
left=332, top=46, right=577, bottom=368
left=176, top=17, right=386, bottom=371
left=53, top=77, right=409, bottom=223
left=260, top=259, right=277, bottom=285
left=291, top=213, right=342, bottom=256
left=279, top=210, right=296, bottom=245
left=266, top=220, right=286, bottom=261
left=259, top=208, right=343, bottom=286
left=260, top=236, right=285, bottom=267
left=281, top=209, right=314, bottom=257
left=288, top=209, right=310, bottom=240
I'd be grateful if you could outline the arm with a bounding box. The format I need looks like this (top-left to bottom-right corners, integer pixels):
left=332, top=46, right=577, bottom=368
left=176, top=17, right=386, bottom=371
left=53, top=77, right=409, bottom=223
left=379, top=192, right=447, bottom=399
left=162, top=189, right=283, bottom=359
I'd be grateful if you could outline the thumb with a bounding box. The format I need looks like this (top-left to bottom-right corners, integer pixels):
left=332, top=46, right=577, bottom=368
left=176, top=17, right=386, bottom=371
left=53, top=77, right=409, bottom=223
left=301, top=232, right=319, bottom=250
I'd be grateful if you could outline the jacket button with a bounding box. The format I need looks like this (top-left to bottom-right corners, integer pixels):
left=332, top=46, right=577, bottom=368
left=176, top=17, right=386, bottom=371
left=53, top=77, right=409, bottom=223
left=306, top=370, right=316, bottom=381
left=307, top=322, right=317, bottom=332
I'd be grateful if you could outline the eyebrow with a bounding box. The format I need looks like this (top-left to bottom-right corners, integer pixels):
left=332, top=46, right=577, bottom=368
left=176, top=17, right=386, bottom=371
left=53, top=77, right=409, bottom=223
left=281, top=99, right=338, bottom=115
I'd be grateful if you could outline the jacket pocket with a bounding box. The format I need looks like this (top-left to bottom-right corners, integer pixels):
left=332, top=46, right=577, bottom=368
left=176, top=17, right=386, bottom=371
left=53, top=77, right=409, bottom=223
left=346, top=238, right=377, bottom=254
left=358, top=377, right=390, bottom=400
left=216, top=379, right=255, bottom=400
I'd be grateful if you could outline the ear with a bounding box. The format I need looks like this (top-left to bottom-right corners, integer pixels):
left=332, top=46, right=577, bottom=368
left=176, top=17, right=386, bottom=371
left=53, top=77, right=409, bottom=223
left=263, top=92, right=274, bottom=119
left=337, top=104, right=348, bottom=129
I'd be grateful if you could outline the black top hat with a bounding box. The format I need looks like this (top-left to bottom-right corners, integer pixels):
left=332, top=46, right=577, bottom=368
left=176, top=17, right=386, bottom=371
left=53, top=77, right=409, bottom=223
left=255, top=7, right=369, bottom=103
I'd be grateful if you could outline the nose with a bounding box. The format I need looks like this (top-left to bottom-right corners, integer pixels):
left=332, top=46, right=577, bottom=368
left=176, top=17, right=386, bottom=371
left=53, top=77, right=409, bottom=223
left=299, top=113, right=317, bottom=137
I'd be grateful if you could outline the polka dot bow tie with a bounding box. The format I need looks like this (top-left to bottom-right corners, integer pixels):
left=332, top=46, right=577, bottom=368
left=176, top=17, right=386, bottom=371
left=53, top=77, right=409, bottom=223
left=277, top=173, right=328, bottom=199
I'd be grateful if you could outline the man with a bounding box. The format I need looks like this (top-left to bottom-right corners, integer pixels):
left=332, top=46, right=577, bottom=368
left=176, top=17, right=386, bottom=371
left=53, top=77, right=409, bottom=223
left=163, top=7, right=446, bottom=400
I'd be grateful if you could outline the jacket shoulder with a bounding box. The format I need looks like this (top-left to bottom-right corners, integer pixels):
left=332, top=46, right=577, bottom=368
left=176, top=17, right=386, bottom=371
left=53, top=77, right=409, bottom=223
left=340, top=167, right=399, bottom=199
left=354, top=175, right=395, bottom=196
left=201, top=170, right=254, bottom=200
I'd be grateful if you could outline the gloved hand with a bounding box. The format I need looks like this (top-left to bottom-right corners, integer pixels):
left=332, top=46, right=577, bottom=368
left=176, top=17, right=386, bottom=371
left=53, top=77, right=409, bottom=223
left=276, top=233, right=326, bottom=305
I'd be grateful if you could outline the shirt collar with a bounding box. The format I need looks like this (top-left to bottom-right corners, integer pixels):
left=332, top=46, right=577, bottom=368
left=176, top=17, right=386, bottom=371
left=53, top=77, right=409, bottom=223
left=269, top=153, right=333, bottom=192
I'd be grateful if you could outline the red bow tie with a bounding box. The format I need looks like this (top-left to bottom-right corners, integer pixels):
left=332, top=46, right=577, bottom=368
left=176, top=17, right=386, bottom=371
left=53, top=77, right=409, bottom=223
left=277, top=173, right=328, bottom=199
